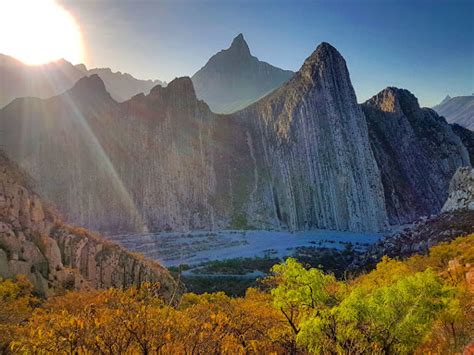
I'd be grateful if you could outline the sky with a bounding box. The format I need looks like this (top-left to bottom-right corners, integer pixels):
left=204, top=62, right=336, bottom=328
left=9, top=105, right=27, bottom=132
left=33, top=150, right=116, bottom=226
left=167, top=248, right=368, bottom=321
left=33, top=0, right=474, bottom=106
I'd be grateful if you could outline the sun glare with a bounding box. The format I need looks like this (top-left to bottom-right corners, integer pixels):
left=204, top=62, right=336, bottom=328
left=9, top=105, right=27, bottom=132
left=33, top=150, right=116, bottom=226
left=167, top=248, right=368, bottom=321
left=0, top=0, right=83, bottom=65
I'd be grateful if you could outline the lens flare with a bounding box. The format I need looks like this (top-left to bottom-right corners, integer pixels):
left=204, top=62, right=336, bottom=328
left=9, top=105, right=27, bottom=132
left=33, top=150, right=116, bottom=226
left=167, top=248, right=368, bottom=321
left=0, top=0, right=84, bottom=65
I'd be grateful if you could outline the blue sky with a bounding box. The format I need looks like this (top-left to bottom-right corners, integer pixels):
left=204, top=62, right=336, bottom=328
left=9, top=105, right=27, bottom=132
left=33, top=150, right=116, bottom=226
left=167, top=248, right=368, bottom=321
left=61, top=0, right=473, bottom=106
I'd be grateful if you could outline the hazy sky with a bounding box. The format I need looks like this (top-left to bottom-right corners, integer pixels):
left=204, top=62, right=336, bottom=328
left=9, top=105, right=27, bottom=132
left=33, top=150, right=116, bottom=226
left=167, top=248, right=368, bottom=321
left=59, top=0, right=473, bottom=106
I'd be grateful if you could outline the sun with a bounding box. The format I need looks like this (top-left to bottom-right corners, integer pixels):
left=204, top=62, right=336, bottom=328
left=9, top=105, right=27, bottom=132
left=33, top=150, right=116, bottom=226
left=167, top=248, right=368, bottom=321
left=0, top=0, right=84, bottom=65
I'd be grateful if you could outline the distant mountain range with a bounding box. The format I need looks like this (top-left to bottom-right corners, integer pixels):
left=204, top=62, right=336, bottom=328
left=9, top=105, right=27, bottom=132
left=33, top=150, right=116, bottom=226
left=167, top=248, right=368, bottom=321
left=0, top=54, right=166, bottom=107
left=433, top=94, right=474, bottom=130
left=0, top=41, right=471, bottom=235
left=191, top=34, right=294, bottom=113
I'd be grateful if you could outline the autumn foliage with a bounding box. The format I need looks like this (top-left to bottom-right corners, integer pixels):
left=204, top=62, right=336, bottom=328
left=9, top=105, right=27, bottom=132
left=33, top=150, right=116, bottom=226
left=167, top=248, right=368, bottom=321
left=1, top=234, right=473, bottom=354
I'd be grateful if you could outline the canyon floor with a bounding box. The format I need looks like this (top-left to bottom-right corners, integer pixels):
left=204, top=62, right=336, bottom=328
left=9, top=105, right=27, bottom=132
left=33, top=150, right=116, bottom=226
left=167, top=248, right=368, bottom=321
left=110, top=229, right=382, bottom=267
left=110, top=229, right=387, bottom=294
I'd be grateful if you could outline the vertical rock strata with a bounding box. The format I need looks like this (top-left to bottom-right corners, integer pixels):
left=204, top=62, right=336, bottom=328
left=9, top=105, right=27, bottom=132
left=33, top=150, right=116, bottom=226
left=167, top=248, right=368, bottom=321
left=232, top=43, right=388, bottom=231
left=362, top=88, right=471, bottom=224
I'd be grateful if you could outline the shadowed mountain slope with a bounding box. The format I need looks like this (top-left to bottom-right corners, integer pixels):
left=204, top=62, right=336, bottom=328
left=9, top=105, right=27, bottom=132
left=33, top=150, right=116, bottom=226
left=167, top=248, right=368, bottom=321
left=0, top=54, right=165, bottom=107
left=362, top=88, right=471, bottom=224
left=192, top=34, right=294, bottom=113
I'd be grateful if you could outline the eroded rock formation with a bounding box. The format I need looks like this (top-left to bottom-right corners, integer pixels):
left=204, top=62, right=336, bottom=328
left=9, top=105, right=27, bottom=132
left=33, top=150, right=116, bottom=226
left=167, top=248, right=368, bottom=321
left=363, top=87, right=471, bottom=224
left=441, top=167, right=474, bottom=212
left=0, top=152, right=177, bottom=298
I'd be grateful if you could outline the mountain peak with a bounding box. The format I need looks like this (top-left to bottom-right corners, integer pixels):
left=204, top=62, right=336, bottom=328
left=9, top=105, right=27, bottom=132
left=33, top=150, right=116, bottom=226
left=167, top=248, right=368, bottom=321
left=365, top=87, right=420, bottom=113
left=439, top=95, right=452, bottom=105
left=228, top=33, right=250, bottom=56
left=299, top=42, right=346, bottom=80
left=69, top=74, right=110, bottom=99
left=149, top=76, right=197, bottom=102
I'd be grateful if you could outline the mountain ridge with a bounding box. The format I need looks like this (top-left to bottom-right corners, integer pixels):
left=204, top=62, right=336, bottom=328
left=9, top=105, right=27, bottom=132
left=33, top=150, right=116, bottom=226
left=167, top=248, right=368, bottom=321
left=0, top=53, right=166, bottom=107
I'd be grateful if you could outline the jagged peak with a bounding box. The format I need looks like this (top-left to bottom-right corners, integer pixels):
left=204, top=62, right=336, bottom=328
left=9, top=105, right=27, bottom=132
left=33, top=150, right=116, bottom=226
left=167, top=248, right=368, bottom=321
left=228, top=33, right=251, bottom=56
left=299, top=42, right=346, bottom=80
left=149, top=76, right=196, bottom=100
left=365, top=87, right=420, bottom=113
left=75, top=63, right=88, bottom=72
left=69, top=74, right=109, bottom=98
left=439, top=94, right=452, bottom=105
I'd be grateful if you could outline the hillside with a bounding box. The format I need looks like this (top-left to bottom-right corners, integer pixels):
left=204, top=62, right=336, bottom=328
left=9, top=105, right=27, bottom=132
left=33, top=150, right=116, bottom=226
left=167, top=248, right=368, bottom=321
left=0, top=151, right=177, bottom=299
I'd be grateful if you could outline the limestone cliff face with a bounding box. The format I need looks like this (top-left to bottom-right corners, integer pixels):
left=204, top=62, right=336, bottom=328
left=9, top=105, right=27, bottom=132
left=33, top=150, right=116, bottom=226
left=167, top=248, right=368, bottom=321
left=362, top=88, right=471, bottom=225
left=0, top=152, right=177, bottom=298
left=0, top=43, right=390, bottom=233
left=231, top=43, right=388, bottom=231
left=441, top=167, right=474, bottom=212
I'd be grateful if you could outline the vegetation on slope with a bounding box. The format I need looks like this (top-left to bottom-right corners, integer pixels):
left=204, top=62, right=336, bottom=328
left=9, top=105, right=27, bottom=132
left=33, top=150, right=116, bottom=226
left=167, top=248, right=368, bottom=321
left=0, top=234, right=472, bottom=354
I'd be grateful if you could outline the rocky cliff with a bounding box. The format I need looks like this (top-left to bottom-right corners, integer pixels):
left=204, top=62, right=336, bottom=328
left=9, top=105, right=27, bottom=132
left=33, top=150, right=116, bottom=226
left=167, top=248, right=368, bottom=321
left=0, top=152, right=177, bottom=299
left=192, top=34, right=294, bottom=113
left=441, top=167, right=474, bottom=212
left=362, top=88, right=471, bottom=225
left=230, top=42, right=388, bottom=231
left=0, top=43, right=390, bottom=233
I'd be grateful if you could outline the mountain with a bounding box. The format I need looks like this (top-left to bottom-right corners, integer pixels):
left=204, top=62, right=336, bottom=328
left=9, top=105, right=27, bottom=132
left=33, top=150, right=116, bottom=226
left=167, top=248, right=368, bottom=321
left=433, top=94, right=474, bottom=129
left=1, top=43, right=471, bottom=235
left=231, top=42, right=388, bottom=231
left=0, top=43, right=389, bottom=234
left=76, top=64, right=166, bottom=102
left=0, top=151, right=177, bottom=298
left=0, top=54, right=165, bottom=107
left=191, top=34, right=294, bottom=113
left=362, top=88, right=471, bottom=225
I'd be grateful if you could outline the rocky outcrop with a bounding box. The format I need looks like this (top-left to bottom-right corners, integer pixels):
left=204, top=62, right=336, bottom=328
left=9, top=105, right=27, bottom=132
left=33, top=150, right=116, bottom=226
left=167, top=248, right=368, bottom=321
left=433, top=94, right=474, bottom=130
left=362, top=88, right=471, bottom=225
left=441, top=167, right=474, bottom=212
left=0, top=152, right=177, bottom=299
left=0, top=43, right=389, bottom=233
left=351, top=210, right=474, bottom=270
left=192, top=34, right=294, bottom=113
left=0, top=54, right=164, bottom=108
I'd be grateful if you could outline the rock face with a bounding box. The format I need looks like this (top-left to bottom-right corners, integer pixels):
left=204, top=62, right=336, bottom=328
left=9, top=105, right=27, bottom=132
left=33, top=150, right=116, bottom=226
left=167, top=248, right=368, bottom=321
left=433, top=94, right=474, bottom=130
left=192, top=34, right=294, bottom=113
left=0, top=54, right=165, bottom=107
left=0, top=152, right=177, bottom=299
left=231, top=43, right=388, bottom=231
left=0, top=43, right=390, bottom=233
left=441, top=167, right=474, bottom=212
left=362, top=88, right=471, bottom=225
